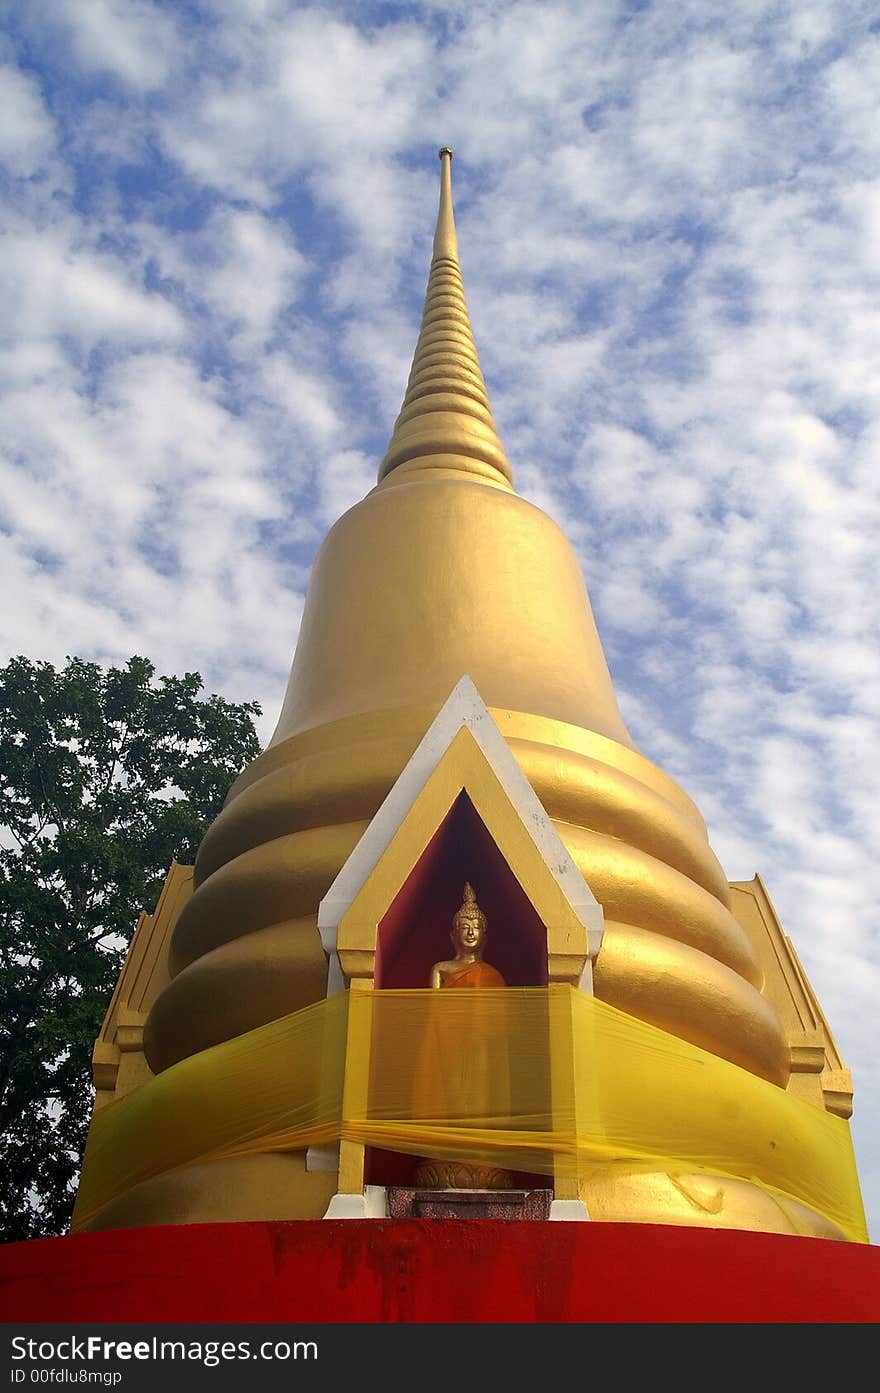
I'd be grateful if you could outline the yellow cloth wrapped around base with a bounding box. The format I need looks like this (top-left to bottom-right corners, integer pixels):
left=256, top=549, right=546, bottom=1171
left=72, top=987, right=868, bottom=1242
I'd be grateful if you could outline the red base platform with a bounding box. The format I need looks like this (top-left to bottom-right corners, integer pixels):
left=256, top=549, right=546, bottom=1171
left=2, top=1220, right=878, bottom=1323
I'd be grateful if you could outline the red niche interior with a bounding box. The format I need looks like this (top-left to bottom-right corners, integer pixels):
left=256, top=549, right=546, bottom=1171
left=373, top=791, right=549, bottom=990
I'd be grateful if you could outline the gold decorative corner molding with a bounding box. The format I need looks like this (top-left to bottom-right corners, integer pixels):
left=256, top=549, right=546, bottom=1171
left=728, top=875, right=854, bottom=1118
left=91, top=862, right=193, bottom=1109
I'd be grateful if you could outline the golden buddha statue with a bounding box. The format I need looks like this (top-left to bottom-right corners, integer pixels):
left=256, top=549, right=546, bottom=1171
left=429, top=882, right=506, bottom=990
left=414, top=883, right=513, bottom=1190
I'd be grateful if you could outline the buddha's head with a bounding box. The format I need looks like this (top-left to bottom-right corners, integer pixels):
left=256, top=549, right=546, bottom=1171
left=451, top=882, right=487, bottom=955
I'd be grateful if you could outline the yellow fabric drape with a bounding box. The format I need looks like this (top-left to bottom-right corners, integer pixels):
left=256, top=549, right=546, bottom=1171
left=72, top=987, right=868, bottom=1242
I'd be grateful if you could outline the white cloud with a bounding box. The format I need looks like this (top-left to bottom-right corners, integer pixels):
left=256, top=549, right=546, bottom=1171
left=135, top=206, right=308, bottom=350
left=43, top=0, right=180, bottom=92
left=0, top=64, right=56, bottom=176
left=0, top=222, right=182, bottom=349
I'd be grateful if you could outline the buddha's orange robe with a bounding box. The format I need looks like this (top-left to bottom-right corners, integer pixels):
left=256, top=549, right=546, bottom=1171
left=440, top=959, right=506, bottom=989
left=412, top=957, right=510, bottom=1163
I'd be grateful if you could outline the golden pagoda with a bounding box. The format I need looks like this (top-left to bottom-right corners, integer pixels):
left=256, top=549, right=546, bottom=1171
left=74, top=150, right=866, bottom=1245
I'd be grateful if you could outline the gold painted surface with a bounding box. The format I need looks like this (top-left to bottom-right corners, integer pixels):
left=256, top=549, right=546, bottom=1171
left=143, top=916, right=328, bottom=1075
left=118, top=152, right=861, bottom=1234
left=78, top=988, right=865, bottom=1241
left=559, top=826, right=757, bottom=982
left=729, top=876, right=855, bottom=1117
left=580, top=1170, right=848, bottom=1239
left=195, top=726, right=724, bottom=895
left=335, top=724, right=589, bottom=986
left=170, top=822, right=365, bottom=975
left=593, top=922, right=789, bottom=1085
left=377, top=148, right=512, bottom=488
left=85, top=1153, right=336, bottom=1232
left=147, top=736, right=767, bottom=1070
left=269, top=477, right=635, bottom=747
left=88, top=1153, right=845, bottom=1240
left=225, top=705, right=704, bottom=824
left=91, top=862, right=191, bottom=1110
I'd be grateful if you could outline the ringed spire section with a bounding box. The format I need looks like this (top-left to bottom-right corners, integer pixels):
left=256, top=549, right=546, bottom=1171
left=378, top=147, right=513, bottom=487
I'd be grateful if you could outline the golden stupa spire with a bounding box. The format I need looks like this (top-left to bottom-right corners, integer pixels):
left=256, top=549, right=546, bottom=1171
left=377, top=147, right=513, bottom=487
left=85, top=147, right=863, bottom=1246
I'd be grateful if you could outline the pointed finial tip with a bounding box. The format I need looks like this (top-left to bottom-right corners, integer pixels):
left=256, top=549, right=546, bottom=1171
left=438, top=146, right=453, bottom=160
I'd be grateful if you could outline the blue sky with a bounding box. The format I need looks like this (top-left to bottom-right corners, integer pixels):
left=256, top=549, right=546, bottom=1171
left=2, top=0, right=878, bottom=1240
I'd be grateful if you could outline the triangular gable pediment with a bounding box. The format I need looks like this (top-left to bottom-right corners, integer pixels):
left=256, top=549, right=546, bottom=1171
left=318, top=677, right=603, bottom=994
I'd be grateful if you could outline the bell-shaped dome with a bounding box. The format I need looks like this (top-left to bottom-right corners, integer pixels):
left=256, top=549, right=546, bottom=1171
left=129, top=150, right=816, bottom=1237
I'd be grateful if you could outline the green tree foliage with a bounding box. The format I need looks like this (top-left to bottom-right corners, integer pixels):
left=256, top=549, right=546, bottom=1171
left=0, top=655, right=262, bottom=1241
